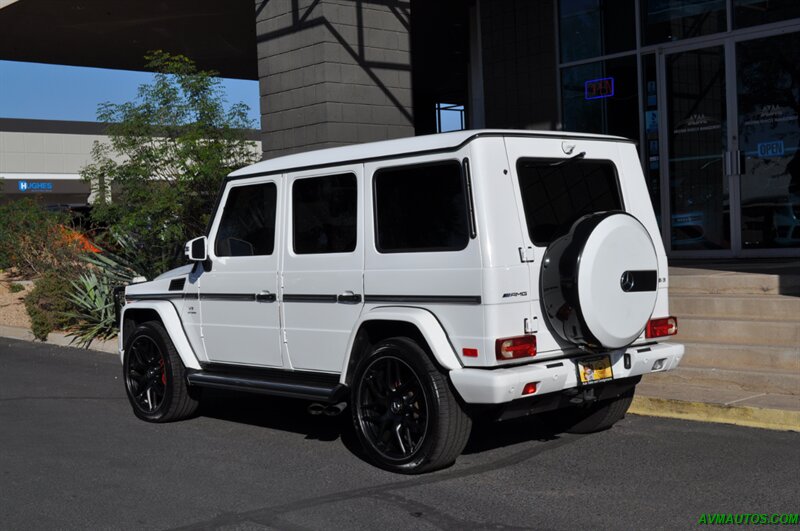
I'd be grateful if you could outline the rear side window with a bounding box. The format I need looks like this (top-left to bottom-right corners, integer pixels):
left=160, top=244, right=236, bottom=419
left=293, top=173, right=357, bottom=254
left=517, top=158, right=622, bottom=246
left=374, top=161, right=469, bottom=253
left=215, top=182, right=277, bottom=257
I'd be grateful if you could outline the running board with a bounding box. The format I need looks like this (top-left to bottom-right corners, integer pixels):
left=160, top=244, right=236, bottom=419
left=186, top=365, right=347, bottom=403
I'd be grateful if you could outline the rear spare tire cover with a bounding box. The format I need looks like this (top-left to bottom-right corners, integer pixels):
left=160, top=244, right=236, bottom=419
left=540, top=211, right=659, bottom=349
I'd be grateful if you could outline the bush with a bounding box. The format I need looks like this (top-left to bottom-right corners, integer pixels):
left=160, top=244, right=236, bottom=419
left=9, top=283, right=24, bottom=293
left=0, top=199, right=84, bottom=278
left=65, top=242, right=143, bottom=348
left=24, top=273, right=77, bottom=341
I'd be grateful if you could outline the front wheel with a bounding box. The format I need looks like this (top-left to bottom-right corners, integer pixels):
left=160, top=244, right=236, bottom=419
left=351, top=337, right=471, bottom=474
left=123, top=320, right=199, bottom=422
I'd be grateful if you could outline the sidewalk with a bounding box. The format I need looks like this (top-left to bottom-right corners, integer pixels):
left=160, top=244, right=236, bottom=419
left=631, top=368, right=799, bottom=432
left=0, top=324, right=797, bottom=431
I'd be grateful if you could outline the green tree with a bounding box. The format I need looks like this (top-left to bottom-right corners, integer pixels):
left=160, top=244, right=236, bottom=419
left=82, top=51, right=260, bottom=277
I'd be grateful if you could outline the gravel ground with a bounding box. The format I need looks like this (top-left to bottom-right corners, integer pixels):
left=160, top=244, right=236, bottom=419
left=0, top=272, right=32, bottom=328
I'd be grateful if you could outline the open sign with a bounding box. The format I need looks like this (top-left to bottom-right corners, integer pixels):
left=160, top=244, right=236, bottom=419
left=585, top=77, right=615, bottom=100
left=757, top=140, right=784, bottom=158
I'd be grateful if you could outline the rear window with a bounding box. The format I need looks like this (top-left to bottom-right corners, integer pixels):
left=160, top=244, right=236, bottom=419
left=517, top=158, right=622, bottom=246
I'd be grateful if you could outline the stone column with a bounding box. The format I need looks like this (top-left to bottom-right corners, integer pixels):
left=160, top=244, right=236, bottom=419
left=255, top=0, right=413, bottom=159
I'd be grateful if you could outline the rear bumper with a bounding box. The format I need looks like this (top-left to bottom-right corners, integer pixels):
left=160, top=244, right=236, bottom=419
left=449, top=341, right=684, bottom=405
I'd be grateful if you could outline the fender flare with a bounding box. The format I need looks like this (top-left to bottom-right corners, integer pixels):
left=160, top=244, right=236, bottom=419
left=339, top=306, right=462, bottom=384
left=119, top=301, right=202, bottom=370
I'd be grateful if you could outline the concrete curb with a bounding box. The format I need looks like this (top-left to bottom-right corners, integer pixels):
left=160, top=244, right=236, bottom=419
left=630, top=396, right=800, bottom=432
left=0, top=325, right=117, bottom=354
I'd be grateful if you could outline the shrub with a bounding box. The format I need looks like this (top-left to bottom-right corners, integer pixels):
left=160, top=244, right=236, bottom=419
left=0, top=199, right=84, bottom=278
left=24, top=273, right=77, bottom=341
left=9, top=283, right=24, bottom=293
left=65, top=241, right=142, bottom=348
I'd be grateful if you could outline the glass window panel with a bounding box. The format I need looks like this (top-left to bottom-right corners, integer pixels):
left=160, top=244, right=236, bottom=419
left=559, top=0, right=636, bottom=63
left=734, top=0, right=800, bottom=29
left=737, top=32, right=800, bottom=249
left=642, top=0, right=727, bottom=45
left=215, top=183, right=277, bottom=257
left=293, top=173, right=357, bottom=254
left=560, top=55, right=639, bottom=142
left=666, top=46, right=729, bottom=250
left=642, top=54, right=663, bottom=226
left=516, top=158, right=623, bottom=245
left=374, top=162, right=469, bottom=253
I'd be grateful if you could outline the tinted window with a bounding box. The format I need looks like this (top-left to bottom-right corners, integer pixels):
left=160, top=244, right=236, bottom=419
left=215, top=183, right=277, bottom=257
left=293, top=173, right=357, bottom=254
left=374, top=162, right=469, bottom=253
left=517, top=159, right=622, bottom=246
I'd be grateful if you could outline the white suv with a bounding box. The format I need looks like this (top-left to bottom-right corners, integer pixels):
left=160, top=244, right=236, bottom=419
left=118, top=129, right=683, bottom=473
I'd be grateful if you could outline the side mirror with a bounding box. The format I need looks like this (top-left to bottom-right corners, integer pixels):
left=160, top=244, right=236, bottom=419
left=185, top=236, right=208, bottom=262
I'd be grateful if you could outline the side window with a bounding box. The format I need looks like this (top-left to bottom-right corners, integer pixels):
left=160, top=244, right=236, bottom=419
left=293, top=173, right=357, bottom=254
left=374, top=161, right=469, bottom=253
left=516, top=158, right=622, bottom=246
left=215, top=182, right=277, bottom=257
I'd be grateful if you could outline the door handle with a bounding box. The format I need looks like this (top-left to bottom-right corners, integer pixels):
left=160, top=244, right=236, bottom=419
left=337, top=291, right=362, bottom=304
left=256, top=291, right=276, bottom=303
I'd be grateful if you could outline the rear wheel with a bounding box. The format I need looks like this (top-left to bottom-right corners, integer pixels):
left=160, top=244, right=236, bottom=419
left=559, top=387, right=635, bottom=434
left=123, top=320, right=199, bottom=422
left=351, top=337, right=471, bottom=474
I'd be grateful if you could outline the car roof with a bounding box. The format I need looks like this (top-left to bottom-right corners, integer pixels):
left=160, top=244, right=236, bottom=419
left=228, top=129, right=631, bottom=179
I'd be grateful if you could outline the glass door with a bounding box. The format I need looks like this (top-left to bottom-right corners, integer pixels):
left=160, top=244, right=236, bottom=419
left=735, top=31, right=800, bottom=253
left=662, top=44, right=731, bottom=254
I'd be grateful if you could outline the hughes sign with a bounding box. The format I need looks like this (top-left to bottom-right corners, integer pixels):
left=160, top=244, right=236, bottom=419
left=17, top=180, right=54, bottom=192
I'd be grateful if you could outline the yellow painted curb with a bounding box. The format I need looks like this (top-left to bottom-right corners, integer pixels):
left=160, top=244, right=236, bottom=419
left=629, top=396, right=800, bottom=432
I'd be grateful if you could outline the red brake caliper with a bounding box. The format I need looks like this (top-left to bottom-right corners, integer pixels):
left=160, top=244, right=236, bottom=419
left=160, top=358, right=167, bottom=385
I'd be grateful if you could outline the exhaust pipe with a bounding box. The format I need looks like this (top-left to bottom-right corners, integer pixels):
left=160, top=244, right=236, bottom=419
left=323, top=402, right=347, bottom=417
left=307, top=403, right=326, bottom=416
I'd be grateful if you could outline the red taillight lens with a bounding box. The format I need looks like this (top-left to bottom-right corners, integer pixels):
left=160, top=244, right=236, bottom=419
left=646, top=316, right=678, bottom=338
left=462, top=348, right=478, bottom=357
left=521, top=382, right=538, bottom=395
left=495, top=335, right=536, bottom=360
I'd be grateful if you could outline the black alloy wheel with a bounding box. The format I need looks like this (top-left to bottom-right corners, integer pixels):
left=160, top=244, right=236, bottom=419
left=355, top=355, right=429, bottom=461
left=123, top=320, right=199, bottom=422
left=126, top=335, right=167, bottom=414
left=351, top=337, right=472, bottom=474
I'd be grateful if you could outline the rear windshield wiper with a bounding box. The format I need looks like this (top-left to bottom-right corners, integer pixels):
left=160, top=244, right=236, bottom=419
left=549, top=151, right=586, bottom=167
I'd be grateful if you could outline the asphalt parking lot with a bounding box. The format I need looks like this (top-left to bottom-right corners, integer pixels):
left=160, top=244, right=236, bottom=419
left=1, top=337, right=798, bottom=530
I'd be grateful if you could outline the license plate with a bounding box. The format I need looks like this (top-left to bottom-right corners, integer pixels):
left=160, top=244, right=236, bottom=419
left=576, top=355, right=613, bottom=385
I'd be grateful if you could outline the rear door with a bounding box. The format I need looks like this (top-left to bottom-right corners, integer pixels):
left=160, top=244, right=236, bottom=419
left=504, top=137, right=628, bottom=354
left=281, top=166, right=364, bottom=373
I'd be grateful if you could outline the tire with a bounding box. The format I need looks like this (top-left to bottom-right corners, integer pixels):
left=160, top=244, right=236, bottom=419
left=351, top=337, right=472, bottom=474
left=560, top=387, right=635, bottom=434
left=123, top=320, right=199, bottom=422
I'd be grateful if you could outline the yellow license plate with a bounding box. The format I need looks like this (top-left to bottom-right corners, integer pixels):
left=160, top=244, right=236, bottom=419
left=577, top=355, right=613, bottom=385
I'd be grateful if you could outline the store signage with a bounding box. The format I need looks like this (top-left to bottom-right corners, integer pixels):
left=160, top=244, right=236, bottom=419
left=17, top=180, right=54, bottom=192
left=757, top=140, right=784, bottom=158
left=584, top=77, right=614, bottom=100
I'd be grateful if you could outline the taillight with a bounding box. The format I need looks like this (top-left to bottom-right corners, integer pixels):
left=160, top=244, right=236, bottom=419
left=646, top=316, right=678, bottom=338
left=521, top=382, right=538, bottom=395
left=495, top=335, right=536, bottom=360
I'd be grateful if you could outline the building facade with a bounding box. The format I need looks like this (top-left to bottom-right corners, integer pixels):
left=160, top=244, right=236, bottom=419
left=1, top=0, right=797, bottom=258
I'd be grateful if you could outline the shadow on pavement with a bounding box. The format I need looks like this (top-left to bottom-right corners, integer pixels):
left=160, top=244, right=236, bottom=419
left=197, top=388, right=563, bottom=461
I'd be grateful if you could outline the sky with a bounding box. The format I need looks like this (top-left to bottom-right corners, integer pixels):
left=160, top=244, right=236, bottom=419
left=0, top=60, right=464, bottom=132
left=0, top=60, right=261, bottom=124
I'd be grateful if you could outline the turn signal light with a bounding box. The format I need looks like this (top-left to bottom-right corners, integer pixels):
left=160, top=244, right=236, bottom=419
left=495, top=335, right=536, bottom=360
left=521, top=382, right=538, bottom=396
left=646, top=316, right=678, bottom=338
